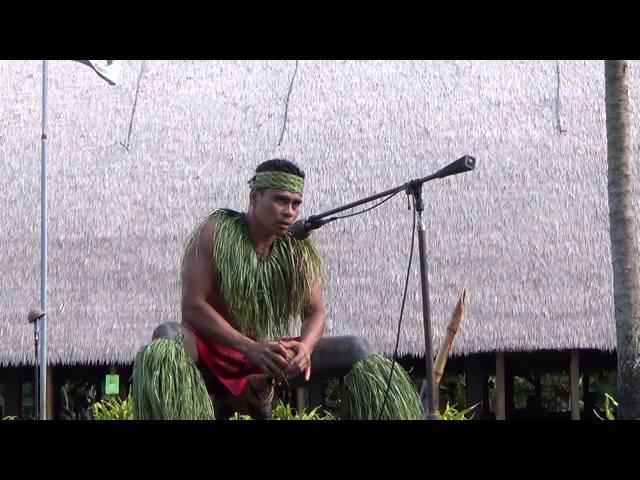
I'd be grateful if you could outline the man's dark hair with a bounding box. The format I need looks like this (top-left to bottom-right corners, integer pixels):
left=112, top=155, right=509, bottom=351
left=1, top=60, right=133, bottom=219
left=255, top=159, right=305, bottom=179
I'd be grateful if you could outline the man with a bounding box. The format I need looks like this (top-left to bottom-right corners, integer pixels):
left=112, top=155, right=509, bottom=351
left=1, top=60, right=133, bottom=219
left=152, top=159, right=371, bottom=419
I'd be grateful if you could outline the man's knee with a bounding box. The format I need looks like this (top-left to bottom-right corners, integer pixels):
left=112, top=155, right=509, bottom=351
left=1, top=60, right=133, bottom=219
left=345, top=336, right=371, bottom=365
left=302, top=335, right=373, bottom=384
left=151, top=321, right=199, bottom=363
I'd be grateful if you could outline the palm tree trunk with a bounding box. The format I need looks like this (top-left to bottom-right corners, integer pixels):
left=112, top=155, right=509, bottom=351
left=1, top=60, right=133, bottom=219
left=605, top=60, right=640, bottom=419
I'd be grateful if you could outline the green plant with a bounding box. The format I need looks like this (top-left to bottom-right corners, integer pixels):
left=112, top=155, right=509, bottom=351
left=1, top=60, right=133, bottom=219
left=229, top=412, right=253, bottom=420
left=2, top=416, right=17, bottom=420
left=594, top=393, right=618, bottom=420
left=272, top=401, right=335, bottom=420
left=439, top=402, right=478, bottom=420
left=227, top=401, right=335, bottom=420
left=93, top=392, right=134, bottom=420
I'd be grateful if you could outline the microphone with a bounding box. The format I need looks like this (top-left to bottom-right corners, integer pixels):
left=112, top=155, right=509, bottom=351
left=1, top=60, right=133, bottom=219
left=429, top=155, right=476, bottom=180
left=28, top=308, right=46, bottom=324
left=289, top=217, right=332, bottom=240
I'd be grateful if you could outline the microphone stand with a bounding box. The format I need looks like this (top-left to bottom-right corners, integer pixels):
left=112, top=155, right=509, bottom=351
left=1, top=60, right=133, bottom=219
left=301, top=155, right=475, bottom=419
left=33, top=322, right=40, bottom=420
left=27, top=308, right=45, bottom=420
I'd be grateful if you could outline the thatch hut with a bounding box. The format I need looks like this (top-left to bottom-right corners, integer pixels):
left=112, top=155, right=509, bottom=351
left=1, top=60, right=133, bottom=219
left=1, top=60, right=636, bottom=419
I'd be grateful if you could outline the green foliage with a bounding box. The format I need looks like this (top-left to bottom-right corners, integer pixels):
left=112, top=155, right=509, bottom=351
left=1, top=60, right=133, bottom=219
left=228, top=401, right=335, bottom=420
left=272, top=401, right=335, bottom=420
left=439, top=402, right=478, bottom=420
left=587, top=372, right=617, bottom=411
left=229, top=412, right=254, bottom=420
left=594, top=393, right=618, bottom=420
left=93, top=392, right=134, bottom=420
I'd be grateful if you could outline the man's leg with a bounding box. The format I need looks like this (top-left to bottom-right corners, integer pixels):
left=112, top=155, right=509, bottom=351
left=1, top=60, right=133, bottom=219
left=151, top=322, right=237, bottom=419
left=151, top=322, right=274, bottom=420
left=151, top=322, right=199, bottom=362
left=288, top=335, right=372, bottom=388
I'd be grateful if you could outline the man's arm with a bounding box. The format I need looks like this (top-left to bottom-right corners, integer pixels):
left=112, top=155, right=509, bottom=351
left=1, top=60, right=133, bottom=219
left=282, top=278, right=326, bottom=380
left=300, top=279, right=326, bottom=352
left=181, top=220, right=289, bottom=379
left=181, top=220, right=253, bottom=353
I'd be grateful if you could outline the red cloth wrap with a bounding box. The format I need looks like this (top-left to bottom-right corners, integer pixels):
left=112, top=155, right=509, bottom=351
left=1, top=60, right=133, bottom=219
left=190, top=328, right=300, bottom=397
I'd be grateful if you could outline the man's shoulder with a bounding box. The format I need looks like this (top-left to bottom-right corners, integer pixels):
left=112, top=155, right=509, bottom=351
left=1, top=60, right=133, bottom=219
left=205, top=208, right=244, bottom=226
left=199, top=208, right=242, bottom=228
left=216, top=208, right=243, bottom=218
left=185, top=209, right=235, bottom=256
left=194, top=208, right=246, bottom=249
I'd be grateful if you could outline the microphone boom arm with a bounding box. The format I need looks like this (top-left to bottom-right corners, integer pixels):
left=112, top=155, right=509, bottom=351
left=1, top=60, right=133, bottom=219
left=307, top=184, right=407, bottom=223
left=308, top=155, right=476, bottom=223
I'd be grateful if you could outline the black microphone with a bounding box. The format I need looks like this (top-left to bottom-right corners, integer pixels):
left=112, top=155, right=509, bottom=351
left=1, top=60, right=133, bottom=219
left=28, top=308, right=46, bottom=324
left=289, top=217, right=332, bottom=240
left=429, top=155, right=476, bottom=180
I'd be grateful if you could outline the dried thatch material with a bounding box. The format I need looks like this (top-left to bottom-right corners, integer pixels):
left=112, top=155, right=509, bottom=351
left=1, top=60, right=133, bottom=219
left=2, top=60, right=638, bottom=366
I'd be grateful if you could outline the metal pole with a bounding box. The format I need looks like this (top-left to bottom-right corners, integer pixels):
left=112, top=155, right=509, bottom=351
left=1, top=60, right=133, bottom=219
left=411, top=184, right=438, bottom=419
left=39, top=59, right=48, bottom=420
left=33, top=323, right=39, bottom=420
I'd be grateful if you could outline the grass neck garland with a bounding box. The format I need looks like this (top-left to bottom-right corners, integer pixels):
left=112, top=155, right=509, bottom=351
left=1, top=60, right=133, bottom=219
left=183, top=209, right=322, bottom=341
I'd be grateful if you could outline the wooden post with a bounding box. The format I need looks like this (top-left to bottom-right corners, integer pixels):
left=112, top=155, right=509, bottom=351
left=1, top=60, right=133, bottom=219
left=495, top=352, right=506, bottom=420
left=570, top=350, right=580, bottom=420
left=308, top=383, right=324, bottom=411
left=296, top=387, right=307, bottom=413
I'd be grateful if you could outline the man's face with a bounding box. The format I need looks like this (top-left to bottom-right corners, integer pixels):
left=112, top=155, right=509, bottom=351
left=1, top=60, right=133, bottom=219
left=252, top=188, right=303, bottom=235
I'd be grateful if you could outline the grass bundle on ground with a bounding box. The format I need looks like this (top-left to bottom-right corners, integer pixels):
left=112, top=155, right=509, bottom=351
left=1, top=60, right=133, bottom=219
left=132, top=338, right=215, bottom=420
left=339, top=354, right=423, bottom=420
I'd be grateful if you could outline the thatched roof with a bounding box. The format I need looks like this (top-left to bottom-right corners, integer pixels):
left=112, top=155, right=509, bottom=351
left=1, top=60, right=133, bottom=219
left=1, top=60, right=638, bottom=366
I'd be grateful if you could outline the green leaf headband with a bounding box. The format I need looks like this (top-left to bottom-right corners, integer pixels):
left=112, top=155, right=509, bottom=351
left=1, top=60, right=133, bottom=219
left=248, top=171, right=304, bottom=195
